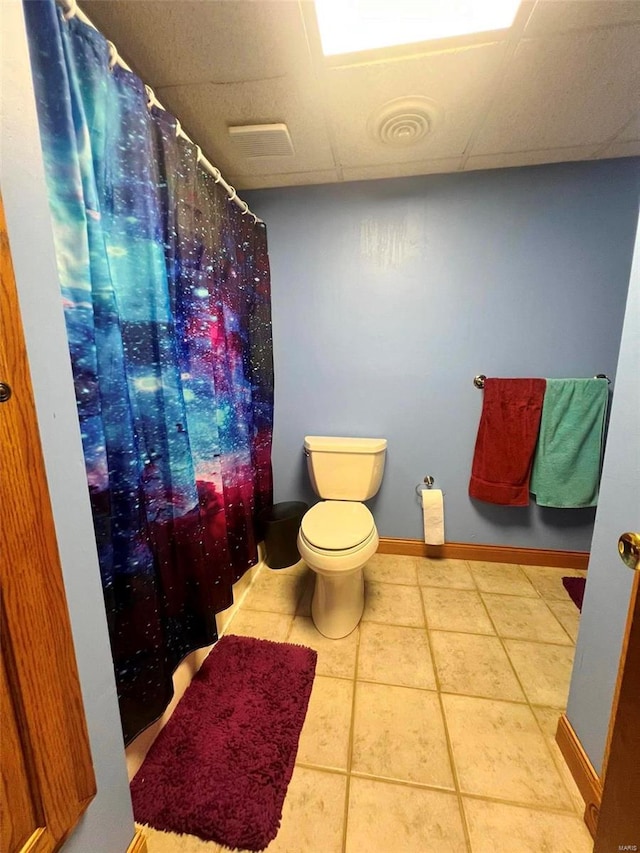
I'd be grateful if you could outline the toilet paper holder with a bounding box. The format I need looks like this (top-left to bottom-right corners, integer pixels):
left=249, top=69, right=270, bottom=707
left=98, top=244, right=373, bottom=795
left=415, top=475, right=436, bottom=496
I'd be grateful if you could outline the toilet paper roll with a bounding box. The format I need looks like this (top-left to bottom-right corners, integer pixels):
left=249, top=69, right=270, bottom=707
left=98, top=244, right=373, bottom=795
left=422, top=489, right=445, bottom=545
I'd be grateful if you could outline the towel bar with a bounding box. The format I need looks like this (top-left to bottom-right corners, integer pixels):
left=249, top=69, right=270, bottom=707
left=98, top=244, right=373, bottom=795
left=473, top=373, right=610, bottom=389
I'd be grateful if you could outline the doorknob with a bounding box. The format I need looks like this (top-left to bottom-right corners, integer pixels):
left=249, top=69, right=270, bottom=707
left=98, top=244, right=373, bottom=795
left=618, top=532, right=640, bottom=571
left=0, top=382, right=12, bottom=403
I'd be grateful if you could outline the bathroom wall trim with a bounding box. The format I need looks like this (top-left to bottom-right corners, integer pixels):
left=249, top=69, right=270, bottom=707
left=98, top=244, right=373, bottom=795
left=377, top=538, right=589, bottom=569
left=556, top=713, right=601, bottom=838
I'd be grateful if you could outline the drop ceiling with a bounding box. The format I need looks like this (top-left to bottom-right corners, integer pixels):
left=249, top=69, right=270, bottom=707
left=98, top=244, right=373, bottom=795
left=80, top=0, right=640, bottom=190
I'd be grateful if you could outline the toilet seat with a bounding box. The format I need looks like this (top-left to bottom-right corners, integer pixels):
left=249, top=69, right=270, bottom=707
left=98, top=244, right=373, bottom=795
left=300, top=501, right=374, bottom=551
left=299, top=525, right=377, bottom=558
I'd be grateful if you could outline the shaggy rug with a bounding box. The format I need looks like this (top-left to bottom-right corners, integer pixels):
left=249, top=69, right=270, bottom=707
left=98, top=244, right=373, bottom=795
left=130, top=634, right=317, bottom=851
left=563, top=576, right=586, bottom=611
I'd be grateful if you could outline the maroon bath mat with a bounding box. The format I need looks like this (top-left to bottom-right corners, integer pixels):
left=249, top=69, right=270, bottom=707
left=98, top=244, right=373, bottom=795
left=130, top=634, right=317, bottom=850
left=563, top=576, right=586, bottom=611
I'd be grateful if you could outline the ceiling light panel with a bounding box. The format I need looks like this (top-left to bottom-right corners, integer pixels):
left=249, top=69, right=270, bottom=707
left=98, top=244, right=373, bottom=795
left=314, top=0, right=521, bottom=56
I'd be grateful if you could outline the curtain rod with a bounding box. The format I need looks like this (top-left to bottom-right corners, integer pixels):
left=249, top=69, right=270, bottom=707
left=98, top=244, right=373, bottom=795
left=56, top=0, right=262, bottom=224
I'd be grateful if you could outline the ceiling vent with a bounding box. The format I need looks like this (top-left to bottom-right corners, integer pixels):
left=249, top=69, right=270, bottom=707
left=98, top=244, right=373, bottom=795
left=369, top=97, right=442, bottom=147
left=228, top=123, right=295, bottom=158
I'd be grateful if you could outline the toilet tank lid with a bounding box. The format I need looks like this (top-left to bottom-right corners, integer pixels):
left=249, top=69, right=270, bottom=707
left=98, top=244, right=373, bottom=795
left=304, top=436, right=387, bottom=453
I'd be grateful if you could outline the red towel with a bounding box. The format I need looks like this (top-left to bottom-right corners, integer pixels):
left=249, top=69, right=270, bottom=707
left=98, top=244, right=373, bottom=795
left=469, top=378, right=546, bottom=506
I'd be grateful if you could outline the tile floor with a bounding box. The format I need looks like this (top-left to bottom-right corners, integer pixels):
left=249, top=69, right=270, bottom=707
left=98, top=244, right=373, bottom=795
left=140, top=555, right=593, bottom=853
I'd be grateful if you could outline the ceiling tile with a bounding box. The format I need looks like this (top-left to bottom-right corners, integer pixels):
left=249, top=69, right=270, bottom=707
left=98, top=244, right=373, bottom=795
left=598, top=110, right=640, bottom=158
left=600, top=140, right=640, bottom=159
left=464, top=146, right=596, bottom=172
left=472, top=27, right=640, bottom=155
left=342, top=157, right=461, bottom=182
left=81, top=0, right=311, bottom=86
left=613, top=112, right=640, bottom=142
left=76, top=0, right=640, bottom=186
left=524, top=0, right=640, bottom=38
left=230, top=170, right=340, bottom=190
left=155, top=77, right=336, bottom=178
left=322, top=42, right=507, bottom=167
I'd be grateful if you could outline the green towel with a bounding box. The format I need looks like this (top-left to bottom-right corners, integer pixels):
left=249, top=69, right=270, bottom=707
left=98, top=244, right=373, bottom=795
left=530, top=378, right=609, bottom=508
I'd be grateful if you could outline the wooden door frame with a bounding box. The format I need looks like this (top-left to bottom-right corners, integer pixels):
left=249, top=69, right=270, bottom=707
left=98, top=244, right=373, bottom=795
left=1, top=195, right=96, bottom=850
left=594, top=572, right=640, bottom=851
left=556, top=571, right=640, bottom=844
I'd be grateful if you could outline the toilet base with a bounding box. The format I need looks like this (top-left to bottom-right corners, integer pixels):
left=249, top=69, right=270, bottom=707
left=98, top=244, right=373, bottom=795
left=311, top=567, right=365, bottom=639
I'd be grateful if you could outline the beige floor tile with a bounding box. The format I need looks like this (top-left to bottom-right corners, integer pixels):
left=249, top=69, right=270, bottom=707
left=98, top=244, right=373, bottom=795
left=141, top=825, right=221, bottom=852
left=364, top=553, right=418, bottom=585
left=442, top=694, right=572, bottom=810
left=547, top=600, right=581, bottom=643
left=267, top=559, right=309, bottom=577
left=216, top=555, right=588, bottom=850
left=352, top=682, right=454, bottom=788
left=346, top=778, right=467, bottom=853
left=297, top=675, right=353, bottom=771
left=296, top=574, right=314, bottom=617
left=263, top=766, right=347, bottom=853
left=530, top=704, right=563, bottom=741
left=362, top=581, right=425, bottom=627
left=215, top=601, right=239, bottom=635
left=417, top=558, right=476, bottom=590
left=243, top=571, right=307, bottom=615
left=232, top=567, right=256, bottom=599
left=358, top=622, right=436, bottom=690
left=463, top=797, right=593, bottom=852
left=431, top=631, right=525, bottom=702
left=520, top=566, right=587, bottom=601
left=467, top=562, right=538, bottom=597
left=287, top=616, right=358, bottom=679
left=422, top=588, right=495, bottom=635
left=225, top=609, right=293, bottom=643
left=504, top=640, right=575, bottom=708
left=531, top=706, right=586, bottom=814
left=482, top=594, right=572, bottom=645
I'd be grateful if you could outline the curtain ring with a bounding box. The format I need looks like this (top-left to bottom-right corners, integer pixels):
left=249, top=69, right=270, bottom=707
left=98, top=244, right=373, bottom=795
left=227, top=186, right=237, bottom=203
left=212, top=167, right=222, bottom=184
left=239, top=200, right=250, bottom=216
left=144, top=84, right=156, bottom=110
left=252, top=213, right=259, bottom=225
left=62, top=0, right=78, bottom=20
left=106, top=41, right=119, bottom=71
left=196, top=145, right=203, bottom=163
left=175, top=119, right=182, bottom=138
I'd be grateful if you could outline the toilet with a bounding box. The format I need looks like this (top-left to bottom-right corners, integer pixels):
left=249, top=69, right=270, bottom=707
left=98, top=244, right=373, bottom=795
left=297, top=436, right=387, bottom=639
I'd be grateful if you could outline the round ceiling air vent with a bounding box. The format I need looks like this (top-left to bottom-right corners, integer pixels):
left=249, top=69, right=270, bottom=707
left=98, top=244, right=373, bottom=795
left=369, top=97, right=442, bottom=147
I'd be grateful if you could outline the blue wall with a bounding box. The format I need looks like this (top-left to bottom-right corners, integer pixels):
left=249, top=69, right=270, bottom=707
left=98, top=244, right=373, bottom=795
left=566, top=212, right=639, bottom=773
left=247, top=159, right=639, bottom=552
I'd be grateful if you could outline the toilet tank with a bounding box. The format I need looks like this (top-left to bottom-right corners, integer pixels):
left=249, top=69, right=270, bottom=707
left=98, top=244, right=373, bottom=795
left=304, top=436, right=387, bottom=501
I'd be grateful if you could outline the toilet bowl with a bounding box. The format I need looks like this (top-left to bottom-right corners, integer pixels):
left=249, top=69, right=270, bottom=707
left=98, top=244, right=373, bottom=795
left=297, top=501, right=379, bottom=638
left=297, top=437, right=387, bottom=639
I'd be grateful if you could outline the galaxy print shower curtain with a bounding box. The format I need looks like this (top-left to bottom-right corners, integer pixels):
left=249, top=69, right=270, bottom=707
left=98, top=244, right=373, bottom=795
left=25, top=0, right=273, bottom=743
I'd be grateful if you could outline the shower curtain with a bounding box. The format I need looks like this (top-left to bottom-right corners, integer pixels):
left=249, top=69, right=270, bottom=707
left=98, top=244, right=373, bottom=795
left=25, top=0, right=274, bottom=743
